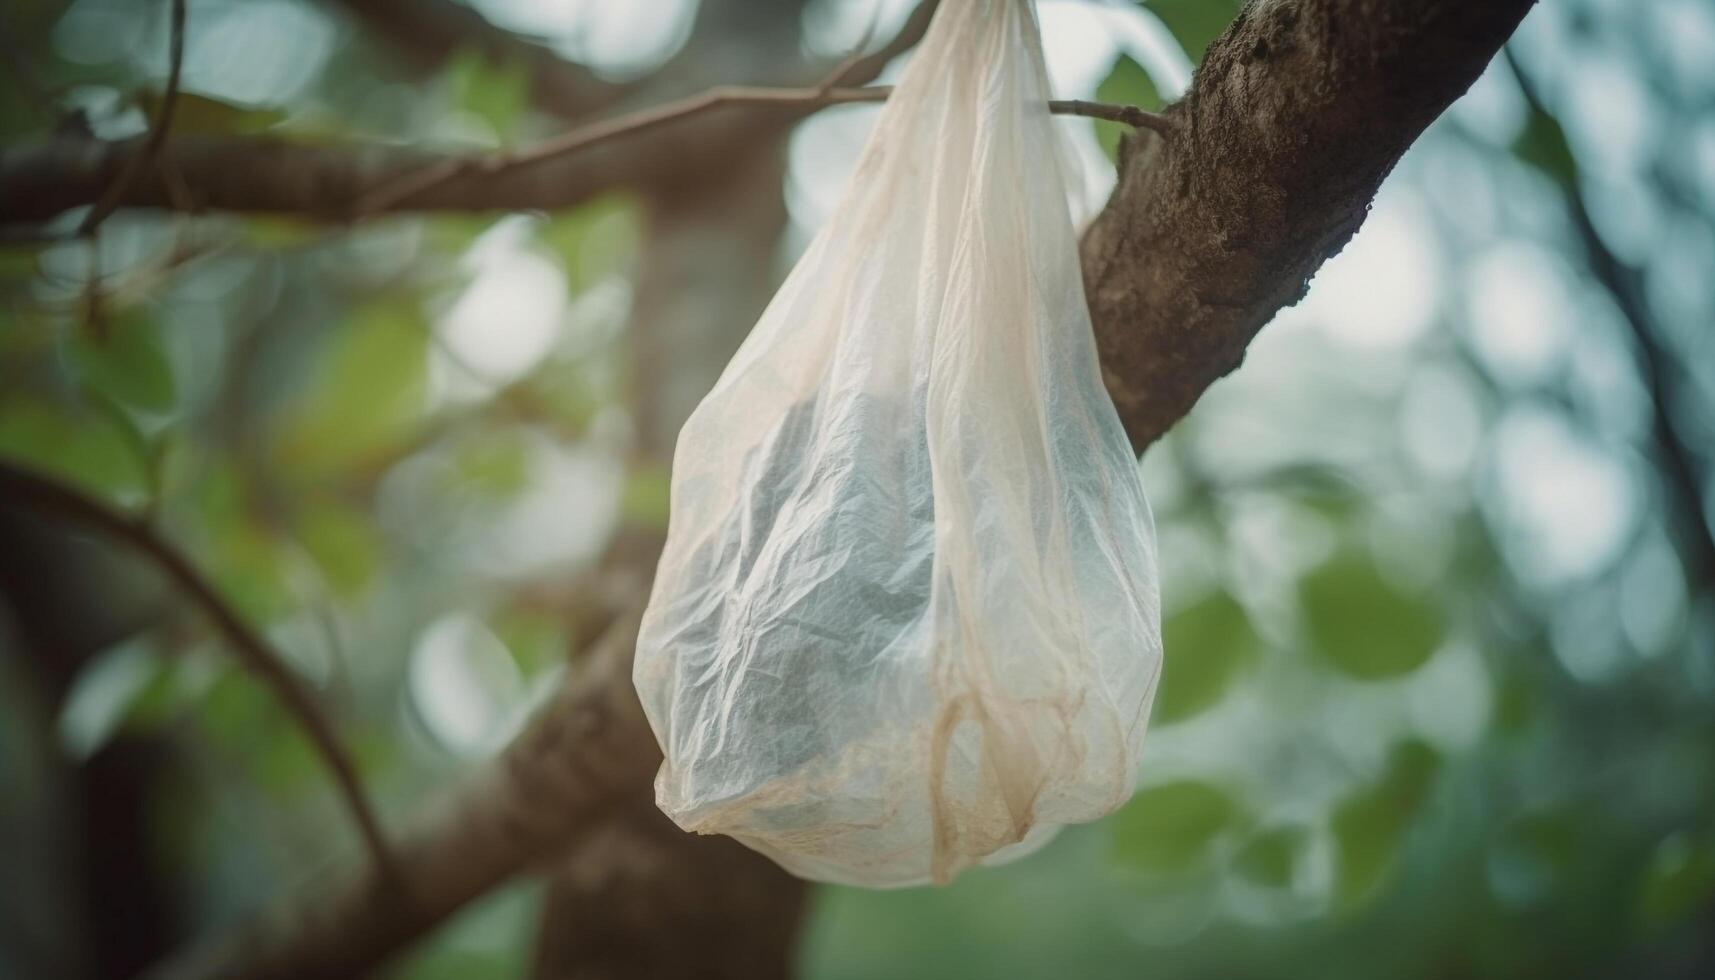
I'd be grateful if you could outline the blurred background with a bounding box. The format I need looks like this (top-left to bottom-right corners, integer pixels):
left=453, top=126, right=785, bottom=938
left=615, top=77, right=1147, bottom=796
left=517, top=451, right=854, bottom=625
left=2, top=0, right=1713, bottom=977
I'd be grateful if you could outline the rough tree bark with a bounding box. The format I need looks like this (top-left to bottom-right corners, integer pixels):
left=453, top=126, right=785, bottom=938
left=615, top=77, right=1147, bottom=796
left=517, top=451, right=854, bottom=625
left=1084, top=0, right=1539, bottom=449
left=4, top=0, right=1540, bottom=977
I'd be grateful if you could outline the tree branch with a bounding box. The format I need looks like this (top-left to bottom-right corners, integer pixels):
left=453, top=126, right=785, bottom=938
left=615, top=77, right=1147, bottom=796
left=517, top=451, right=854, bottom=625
left=0, top=92, right=1168, bottom=224
left=0, top=460, right=400, bottom=889
left=1082, top=0, right=1538, bottom=449
left=149, top=610, right=656, bottom=980
left=353, top=86, right=1170, bottom=216
left=0, top=0, right=941, bottom=228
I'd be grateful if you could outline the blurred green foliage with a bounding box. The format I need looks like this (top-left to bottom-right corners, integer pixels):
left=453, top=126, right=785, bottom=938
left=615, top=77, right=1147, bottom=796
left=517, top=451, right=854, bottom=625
left=137, top=90, right=288, bottom=135
left=1329, top=740, right=1441, bottom=908
left=1, top=0, right=1712, bottom=978
left=1145, top=0, right=1243, bottom=61
left=1112, top=779, right=1242, bottom=874
left=1301, top=548, right=1445, bottom=680
left=1155, top=589, right=1256, bottom=722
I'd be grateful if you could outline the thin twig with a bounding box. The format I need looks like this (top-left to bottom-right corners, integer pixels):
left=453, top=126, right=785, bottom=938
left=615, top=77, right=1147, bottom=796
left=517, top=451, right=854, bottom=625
left=353, top=85, right=1174, bottom=217
left=78, top=0, right=186, bottom=236
left=1048, top=98, right=1175, bottom=129
left=816, top=6, right=883, bottom=96
left=833, top=0, right=942, bottom=89
left=0, top=458, right=402, bottom=888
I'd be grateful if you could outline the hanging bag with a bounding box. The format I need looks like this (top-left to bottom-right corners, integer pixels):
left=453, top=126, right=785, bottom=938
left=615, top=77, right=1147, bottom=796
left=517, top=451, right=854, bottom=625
left=634, top=0, right=1162, bottom=887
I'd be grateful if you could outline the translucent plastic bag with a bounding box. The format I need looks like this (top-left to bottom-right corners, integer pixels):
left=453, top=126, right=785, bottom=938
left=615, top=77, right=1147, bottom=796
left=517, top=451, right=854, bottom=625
left=634, top=0, right=1162, bottom=887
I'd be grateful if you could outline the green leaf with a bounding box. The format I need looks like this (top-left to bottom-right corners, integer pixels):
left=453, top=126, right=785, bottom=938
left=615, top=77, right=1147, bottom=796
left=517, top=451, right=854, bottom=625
left=1155, top=589, right=1256, bottom=723
left=1111, top=779, right=1241, bottom=874
left=198, top=666, right=276, bottom=748
left=193, top=463, right=294, bottom=622
left=1330, top=740, right=1441, bottom=909
left=243, top=216, right=326, bottom=250
left=621, top=462, right=673, bottom=529
left=257, top=722, right=321, bottom=797
left=1233, top=825, right=1307, bottom=888
left=70, top=308, right=175, bottom=412
left=1144, top=0, right=1243, bottom=63
left=0, top=243, right=43, bottom=280
left=447, top=49, right=529, bottom=145
left=296, top=497, right=383, bottom=598
left=492, top=609, right=566, bottom=677
left=1488, top=808, right=1578, bottom=906
left=1092, top=54, right=1161, bottom=164
left=1636, top=834, right=1715, bottom=934
left=273, top=301, right=428, bottom=476
left=528, top=361, right=602, bottom=429
left=1300, top=548, right=1446, bottom=680
left=198, top=668, right=319, bottom=798
left=138, top=90, right=287, bottom=135
left=449, top=430, right=531, bottom=498
left=0, top=397, right=148, bottom=500
left=539, top=195, right=641, bottom=292
left=425, top=215, right=505, bottom=257
left=1491, top=666, right=1536, bottom=733
left=1513, top=106, right=1578, bottom=190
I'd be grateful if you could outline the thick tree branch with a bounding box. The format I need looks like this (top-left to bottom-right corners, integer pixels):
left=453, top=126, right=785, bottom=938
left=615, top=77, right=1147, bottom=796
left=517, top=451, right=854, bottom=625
left=151, top=612, right=656, bottom=980
left=1083, top=0, right=1538, bottom=449
left=0, top=460, right=399, bottom=887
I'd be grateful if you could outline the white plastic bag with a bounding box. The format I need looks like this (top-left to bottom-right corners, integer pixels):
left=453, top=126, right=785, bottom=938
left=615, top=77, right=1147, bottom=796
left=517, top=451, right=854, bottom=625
left=634, top=0, right=1162, bottom=887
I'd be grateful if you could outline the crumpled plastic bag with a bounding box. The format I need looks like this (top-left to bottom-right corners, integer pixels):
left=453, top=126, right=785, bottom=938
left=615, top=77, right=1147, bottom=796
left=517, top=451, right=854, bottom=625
left=633, top=0, right=1162, bottom=887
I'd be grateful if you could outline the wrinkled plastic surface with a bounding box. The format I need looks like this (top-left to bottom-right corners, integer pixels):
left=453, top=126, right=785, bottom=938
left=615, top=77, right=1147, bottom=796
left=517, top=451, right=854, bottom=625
left=634, top=0, right=1162, bottom=888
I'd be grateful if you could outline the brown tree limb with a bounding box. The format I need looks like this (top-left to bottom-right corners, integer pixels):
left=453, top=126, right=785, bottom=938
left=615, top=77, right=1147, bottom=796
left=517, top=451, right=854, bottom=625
left=150, top=611, right=656, bottom=980
left=0, top=0, right=942, bottom=229
left=1083, top=0, right=1538, bottom=449
left=0, top=93, right=1167, bottom=224
left=0, top=460, right=400, bottom=888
